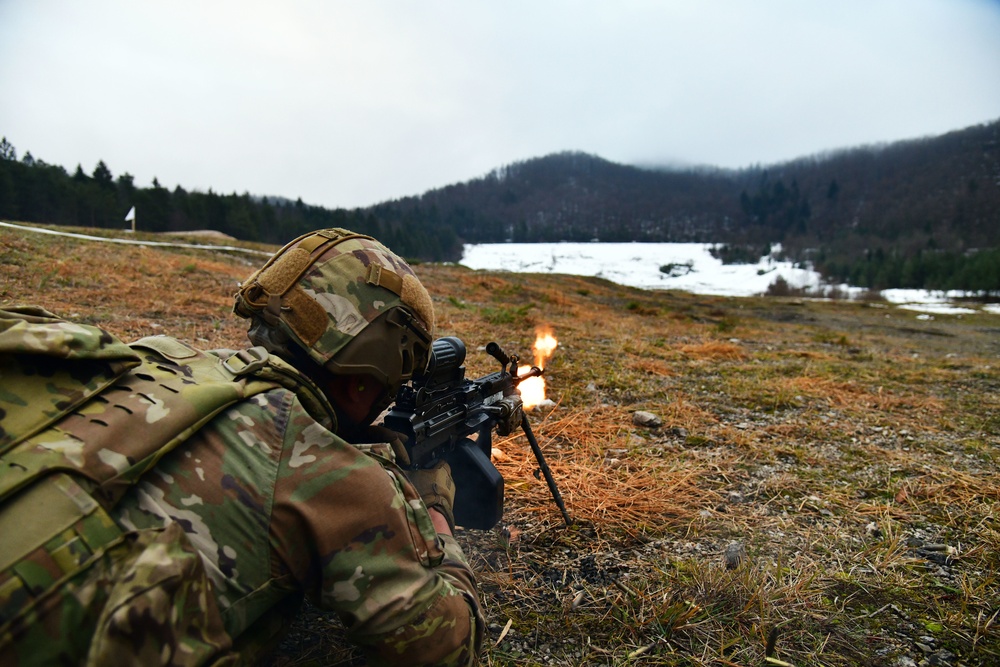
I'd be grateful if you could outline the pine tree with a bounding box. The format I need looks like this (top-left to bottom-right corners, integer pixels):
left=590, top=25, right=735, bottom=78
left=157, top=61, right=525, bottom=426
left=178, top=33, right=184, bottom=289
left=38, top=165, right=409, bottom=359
left=0, top=137, right=16, bottom=161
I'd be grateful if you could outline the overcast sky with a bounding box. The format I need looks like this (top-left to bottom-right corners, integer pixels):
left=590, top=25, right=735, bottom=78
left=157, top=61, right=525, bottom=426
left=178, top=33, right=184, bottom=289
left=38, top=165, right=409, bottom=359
left=2, top=1, right=999, bottom=210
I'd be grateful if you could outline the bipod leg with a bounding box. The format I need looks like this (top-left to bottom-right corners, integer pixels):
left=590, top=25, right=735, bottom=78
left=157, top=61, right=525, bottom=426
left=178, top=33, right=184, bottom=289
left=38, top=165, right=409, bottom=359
left=521, top=414, right=572, bottom=526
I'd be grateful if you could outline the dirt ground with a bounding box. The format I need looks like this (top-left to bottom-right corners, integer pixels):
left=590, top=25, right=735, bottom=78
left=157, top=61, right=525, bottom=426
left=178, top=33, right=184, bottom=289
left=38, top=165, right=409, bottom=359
left=3, top=224, right=998, bottom=667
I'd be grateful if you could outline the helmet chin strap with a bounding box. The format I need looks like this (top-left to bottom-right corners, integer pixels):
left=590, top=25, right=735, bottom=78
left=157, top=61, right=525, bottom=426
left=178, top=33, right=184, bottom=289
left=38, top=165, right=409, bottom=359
left=362, top=386, right=393, bottom=429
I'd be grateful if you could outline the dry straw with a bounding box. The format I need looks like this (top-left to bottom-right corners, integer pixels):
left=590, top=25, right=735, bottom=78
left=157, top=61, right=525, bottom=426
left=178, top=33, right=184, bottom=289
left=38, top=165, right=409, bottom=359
left=494, top=405, right=716, bottom=535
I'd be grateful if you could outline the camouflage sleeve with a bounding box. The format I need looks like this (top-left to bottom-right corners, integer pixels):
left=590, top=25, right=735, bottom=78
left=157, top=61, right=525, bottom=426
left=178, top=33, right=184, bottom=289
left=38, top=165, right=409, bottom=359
left=268, top=396, right=484, bottom=666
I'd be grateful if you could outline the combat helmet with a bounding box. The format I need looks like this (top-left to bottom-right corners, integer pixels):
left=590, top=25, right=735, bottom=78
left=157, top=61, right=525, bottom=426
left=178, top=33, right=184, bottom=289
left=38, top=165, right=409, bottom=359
left=233, top=228, right=434, bottom=410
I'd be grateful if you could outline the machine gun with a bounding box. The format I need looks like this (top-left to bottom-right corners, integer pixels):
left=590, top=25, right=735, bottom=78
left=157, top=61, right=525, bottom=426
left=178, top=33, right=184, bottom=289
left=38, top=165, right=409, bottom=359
left=383, top=336, right=571, bottom=530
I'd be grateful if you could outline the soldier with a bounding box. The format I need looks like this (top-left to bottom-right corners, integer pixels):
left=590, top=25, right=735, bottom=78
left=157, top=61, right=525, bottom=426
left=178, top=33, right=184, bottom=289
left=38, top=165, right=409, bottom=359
left=0, top=229, right=484, bottom=666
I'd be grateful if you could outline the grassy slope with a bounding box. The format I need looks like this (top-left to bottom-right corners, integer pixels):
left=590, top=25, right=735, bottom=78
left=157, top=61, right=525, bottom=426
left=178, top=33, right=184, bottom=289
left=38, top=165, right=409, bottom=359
left=2, top=225, right=998, bottom=666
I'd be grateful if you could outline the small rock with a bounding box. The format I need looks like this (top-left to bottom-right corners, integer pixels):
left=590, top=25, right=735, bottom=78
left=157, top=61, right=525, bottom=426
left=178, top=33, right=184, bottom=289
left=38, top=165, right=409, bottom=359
left=633, top=411, right=662, bottom=428
left=627, top=434, right=646, bottom=447
left=919, top=550, right=955, bottom=566
left=724, top=542, right=746, bottom=570
left=918, top=650, right=956, bottom=667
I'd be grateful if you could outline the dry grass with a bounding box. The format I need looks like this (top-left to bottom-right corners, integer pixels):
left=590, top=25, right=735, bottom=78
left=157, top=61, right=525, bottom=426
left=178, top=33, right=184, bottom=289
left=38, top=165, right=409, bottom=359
left=493, top=405, right=717, bottom=535
left=679, top=341, right=749, bottom=361
left=3, top=223, right=999, bottom=666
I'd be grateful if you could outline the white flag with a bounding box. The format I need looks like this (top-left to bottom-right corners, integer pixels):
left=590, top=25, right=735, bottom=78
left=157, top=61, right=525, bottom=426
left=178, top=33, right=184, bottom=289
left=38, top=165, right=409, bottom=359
left=124, top=206, right=136, bottom=222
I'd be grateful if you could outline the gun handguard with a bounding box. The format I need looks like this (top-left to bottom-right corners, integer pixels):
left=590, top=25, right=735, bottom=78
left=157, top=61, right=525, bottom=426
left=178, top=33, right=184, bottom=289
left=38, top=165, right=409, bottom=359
left=382, top=337, right=569, bottom=529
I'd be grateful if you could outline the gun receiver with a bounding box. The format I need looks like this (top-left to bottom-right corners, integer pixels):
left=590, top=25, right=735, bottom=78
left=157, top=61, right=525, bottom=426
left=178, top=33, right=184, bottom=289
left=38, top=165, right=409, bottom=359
left=383, top=336, right=571, bottom=530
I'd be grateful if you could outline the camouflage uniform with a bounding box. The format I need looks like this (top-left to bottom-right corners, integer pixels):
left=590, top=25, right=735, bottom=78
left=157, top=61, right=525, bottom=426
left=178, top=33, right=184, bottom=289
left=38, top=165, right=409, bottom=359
left=0, top=229, right=485, bottom=666
left=111, top=361, right=483, bottom=666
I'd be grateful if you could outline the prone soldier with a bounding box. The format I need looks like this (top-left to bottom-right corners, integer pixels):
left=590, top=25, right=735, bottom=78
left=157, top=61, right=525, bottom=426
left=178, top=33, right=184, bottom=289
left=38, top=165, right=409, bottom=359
left=0, top=228, right=484, bottom=666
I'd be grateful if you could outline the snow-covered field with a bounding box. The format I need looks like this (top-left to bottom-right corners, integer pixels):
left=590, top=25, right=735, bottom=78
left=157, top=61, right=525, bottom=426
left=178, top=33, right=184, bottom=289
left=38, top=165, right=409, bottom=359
left=460, top=242, right=999, bottom=316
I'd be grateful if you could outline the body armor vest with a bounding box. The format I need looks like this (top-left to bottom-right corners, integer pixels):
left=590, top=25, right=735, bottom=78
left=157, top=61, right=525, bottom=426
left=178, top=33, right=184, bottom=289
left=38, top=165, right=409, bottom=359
left=0, top=306, right=336, bottom=665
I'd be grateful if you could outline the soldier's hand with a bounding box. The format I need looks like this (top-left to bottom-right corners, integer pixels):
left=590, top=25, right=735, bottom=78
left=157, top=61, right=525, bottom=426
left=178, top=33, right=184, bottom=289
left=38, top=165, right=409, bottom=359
left=406, top=461, right=456, bottom=531
left=364, top=424, right=411, bottom=467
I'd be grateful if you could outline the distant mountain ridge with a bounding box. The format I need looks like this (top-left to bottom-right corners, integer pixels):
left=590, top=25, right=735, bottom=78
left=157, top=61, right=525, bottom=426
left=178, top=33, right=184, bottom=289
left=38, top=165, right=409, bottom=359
left=363, top=118, right=1000, bottom=291
left=1, top=119, right=998, bottom=291
left=371, top=152, right=735, bottom=244
left=367, top=120, right=1000, bottom=249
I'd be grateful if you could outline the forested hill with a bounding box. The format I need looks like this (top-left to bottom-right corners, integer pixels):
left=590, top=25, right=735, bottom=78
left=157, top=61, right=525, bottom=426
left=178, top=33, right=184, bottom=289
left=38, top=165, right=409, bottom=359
left=1, top=118, right=998, bottom=291
left=366, top=119, right=1000, bottom=291
left=376, top=120, right=1000, bottom=252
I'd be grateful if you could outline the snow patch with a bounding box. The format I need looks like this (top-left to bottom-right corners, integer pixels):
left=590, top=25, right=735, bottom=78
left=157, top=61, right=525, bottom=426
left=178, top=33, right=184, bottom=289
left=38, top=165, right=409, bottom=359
left=460, top=243, right=997, bottom=314
left=460, top=242, right=821, bottom=297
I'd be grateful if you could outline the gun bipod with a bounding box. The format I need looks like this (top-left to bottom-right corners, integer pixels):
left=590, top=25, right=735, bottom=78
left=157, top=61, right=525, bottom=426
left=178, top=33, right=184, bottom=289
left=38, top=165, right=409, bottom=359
left=520, top=414, right=572, bottom=526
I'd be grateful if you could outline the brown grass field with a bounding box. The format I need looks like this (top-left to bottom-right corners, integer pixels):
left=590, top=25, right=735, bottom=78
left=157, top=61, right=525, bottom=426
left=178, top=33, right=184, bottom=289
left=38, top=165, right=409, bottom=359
left=2, top=223, right=998, bottom=667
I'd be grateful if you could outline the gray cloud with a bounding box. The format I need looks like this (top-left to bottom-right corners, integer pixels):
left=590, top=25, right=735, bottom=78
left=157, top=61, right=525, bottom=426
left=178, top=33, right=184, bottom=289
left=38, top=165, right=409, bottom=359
left=2, top=0, right=998, bottom=209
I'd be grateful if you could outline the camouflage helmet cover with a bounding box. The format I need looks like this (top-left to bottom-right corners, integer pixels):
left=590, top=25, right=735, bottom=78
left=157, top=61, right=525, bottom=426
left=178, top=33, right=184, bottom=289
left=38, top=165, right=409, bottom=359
left=233, top=229, right=434, bottom=391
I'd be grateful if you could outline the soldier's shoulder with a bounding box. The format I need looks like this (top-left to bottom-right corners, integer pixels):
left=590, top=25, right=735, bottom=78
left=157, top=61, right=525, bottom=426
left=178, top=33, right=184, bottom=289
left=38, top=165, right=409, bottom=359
left=214, top=382, right=338, bottom=444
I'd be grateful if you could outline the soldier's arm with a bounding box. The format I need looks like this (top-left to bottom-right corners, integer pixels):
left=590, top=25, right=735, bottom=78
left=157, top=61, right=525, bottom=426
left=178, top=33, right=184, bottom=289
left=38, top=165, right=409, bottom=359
left=270, top=399, right=484, bottom=666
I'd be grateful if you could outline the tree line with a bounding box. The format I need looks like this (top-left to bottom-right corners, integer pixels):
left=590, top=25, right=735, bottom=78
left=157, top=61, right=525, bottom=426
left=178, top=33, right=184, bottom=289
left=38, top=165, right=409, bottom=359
left=0, top=138, right=460, bottom=261
left=2, top=118, right=998, bottom=293
left=815, top=246, right=1000, bottom=293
